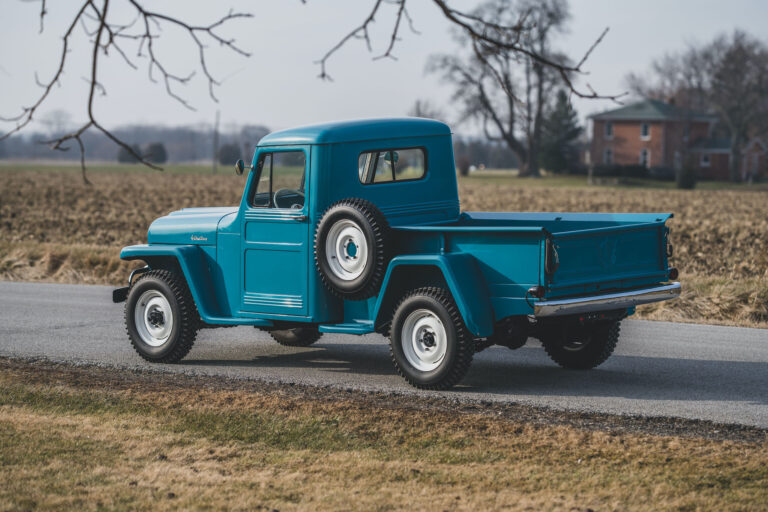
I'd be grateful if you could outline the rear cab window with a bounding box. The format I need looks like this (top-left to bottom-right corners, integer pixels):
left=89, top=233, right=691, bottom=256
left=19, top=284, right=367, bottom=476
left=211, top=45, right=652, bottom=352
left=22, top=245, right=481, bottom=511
left=358, top=148, right=426, bottom=184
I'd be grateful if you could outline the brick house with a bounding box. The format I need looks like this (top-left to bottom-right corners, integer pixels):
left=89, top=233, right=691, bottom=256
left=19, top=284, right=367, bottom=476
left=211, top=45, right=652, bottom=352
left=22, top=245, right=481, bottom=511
left=589, top=99, right=731, bottom=178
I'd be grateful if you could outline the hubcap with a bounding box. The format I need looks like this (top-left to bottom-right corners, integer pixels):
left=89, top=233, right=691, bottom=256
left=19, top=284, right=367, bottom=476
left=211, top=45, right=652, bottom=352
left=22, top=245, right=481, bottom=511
left=134, top=290, right=174, bottom=347
left=325, top=219, right=369, bottom=281
left=401, top=309, right=447, bottom=372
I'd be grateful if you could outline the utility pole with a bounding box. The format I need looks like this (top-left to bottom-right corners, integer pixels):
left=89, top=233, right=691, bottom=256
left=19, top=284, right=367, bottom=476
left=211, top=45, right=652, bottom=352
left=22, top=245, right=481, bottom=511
left=212, top=110, right=220, bottom=174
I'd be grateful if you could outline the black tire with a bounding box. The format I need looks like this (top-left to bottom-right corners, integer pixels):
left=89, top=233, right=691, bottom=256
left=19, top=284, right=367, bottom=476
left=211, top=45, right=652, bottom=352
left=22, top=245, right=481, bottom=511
left=125, top=269, right=200, bottom=363
left=540, top=320, right=621, bottom=369
left=314, top=198, right=390, bottom=300
left=389, top=287, right=474, bottom=390
left=268, top=327, right=323, bottom=347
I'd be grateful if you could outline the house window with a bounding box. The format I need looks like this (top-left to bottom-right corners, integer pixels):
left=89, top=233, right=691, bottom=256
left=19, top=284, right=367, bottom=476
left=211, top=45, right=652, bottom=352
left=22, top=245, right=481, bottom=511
left=604, top=122, right=613, bottom=139
left=639, top=148, right=650, bottom=168
left=603, top=148, right=613, bottom=164
left=700, top=153, right=711, bottom=167
left=641, top=123, right=650, bottom=140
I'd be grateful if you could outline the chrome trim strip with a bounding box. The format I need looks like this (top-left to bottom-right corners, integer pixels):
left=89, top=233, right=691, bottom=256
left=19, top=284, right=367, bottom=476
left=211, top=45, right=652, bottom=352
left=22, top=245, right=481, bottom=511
left=534, top=282, right=681, bottom=318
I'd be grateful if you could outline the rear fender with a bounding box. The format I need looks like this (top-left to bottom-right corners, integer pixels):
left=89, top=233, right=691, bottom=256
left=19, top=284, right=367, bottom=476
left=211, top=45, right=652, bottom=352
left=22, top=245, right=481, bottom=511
left=120, top=244, right=221, bottom=319
left=372, top=254, right=494, bottom=337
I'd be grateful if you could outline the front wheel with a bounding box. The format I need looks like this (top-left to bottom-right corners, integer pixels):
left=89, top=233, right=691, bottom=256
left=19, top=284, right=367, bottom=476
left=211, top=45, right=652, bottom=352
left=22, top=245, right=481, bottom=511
left=389, top=287, right=474, bottom=390
left=539, top=320, right=621, bottom=369
left=125, top=270, right=199, bottom=363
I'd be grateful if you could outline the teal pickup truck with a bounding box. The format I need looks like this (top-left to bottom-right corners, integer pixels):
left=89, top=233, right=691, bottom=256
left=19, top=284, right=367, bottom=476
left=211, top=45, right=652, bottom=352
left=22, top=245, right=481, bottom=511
left=114, top=118, right=680, bottom=390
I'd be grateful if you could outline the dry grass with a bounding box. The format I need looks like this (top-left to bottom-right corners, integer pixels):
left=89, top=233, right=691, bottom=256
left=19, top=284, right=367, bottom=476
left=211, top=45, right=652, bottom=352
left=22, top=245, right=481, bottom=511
left=1, top=359, right=766, bottom=511
left=1, top=167, right=767, bottom=327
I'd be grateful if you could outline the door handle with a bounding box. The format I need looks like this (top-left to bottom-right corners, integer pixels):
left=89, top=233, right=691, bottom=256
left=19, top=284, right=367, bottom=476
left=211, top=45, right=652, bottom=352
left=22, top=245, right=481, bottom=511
left=294, top=215, right=308, bottom=222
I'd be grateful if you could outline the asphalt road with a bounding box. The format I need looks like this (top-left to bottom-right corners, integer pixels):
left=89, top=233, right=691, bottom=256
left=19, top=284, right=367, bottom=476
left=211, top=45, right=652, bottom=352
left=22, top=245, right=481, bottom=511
left=1, top=281, right=767, bottom=428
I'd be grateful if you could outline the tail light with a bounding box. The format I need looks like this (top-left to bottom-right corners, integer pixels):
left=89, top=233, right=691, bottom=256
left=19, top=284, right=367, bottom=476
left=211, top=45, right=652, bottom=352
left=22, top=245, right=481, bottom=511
left=528, top=286, right=546, bottom=299
left=668, top=267, right=679, bottom=280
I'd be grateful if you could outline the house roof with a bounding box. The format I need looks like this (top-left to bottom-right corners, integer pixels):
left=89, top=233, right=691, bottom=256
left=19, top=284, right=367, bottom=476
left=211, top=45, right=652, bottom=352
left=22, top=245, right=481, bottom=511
left=258, top=118, right=451, bottom=146
left=590, top=98, right=716, bottom=122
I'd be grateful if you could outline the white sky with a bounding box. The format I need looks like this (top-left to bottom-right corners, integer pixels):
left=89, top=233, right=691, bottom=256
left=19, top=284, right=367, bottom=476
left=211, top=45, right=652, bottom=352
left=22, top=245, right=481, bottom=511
left=1, top=0, right=767, bottom=136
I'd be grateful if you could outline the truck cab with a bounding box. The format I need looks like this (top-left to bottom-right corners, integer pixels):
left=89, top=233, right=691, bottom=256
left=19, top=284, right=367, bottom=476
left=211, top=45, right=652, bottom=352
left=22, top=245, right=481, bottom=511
left=115, top=118, right=680, bottom=390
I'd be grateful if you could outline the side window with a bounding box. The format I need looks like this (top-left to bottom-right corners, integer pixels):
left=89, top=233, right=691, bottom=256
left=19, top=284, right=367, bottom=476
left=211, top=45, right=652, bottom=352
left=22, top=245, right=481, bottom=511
left=373, top=151, right=394, bottom=183
left=250, top=151, right=306, bottom=208
left=358, top=148, right=426, bottom=184
left=251, top=154, right=272, bottom=207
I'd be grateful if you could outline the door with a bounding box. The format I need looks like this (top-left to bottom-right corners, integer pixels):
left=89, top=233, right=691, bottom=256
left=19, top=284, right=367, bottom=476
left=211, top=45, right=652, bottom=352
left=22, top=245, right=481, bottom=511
left=241, top=147, right=310, bottom=316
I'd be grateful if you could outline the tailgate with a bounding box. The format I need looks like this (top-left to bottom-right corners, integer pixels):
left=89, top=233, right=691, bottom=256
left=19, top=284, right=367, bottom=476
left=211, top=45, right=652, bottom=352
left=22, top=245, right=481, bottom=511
left=548, top=221, right=670, bottom=294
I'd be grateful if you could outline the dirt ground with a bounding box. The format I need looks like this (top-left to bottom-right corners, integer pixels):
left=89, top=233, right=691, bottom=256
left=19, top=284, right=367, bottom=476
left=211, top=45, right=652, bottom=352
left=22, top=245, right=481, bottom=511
left=1, top=168, right=766, bottom=327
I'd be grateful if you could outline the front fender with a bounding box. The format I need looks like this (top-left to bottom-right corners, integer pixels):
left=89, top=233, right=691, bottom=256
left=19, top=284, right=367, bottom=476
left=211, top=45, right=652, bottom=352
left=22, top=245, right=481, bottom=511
left=372, top=253, right=495, bottom=337
left=120, top=244, right=221, bottom=320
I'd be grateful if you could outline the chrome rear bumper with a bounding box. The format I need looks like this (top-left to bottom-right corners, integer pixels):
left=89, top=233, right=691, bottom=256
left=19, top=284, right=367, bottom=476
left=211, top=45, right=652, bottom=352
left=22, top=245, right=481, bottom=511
left=534, top=282, right=681, bottom=318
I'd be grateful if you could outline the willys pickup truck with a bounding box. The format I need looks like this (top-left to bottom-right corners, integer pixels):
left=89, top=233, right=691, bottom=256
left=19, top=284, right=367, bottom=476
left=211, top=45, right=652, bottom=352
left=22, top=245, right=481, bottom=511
left=114, top=118, right=680, bottom=390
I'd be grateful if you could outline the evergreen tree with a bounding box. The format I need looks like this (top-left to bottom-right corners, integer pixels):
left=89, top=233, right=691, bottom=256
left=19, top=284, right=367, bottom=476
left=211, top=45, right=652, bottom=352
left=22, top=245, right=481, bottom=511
left=217, top=143, right=241, bottom=165
left=540, top=90, right=582, bottom=174
left=116, top=144, right=143, bottom=163
left=146, top=142, right=168, bottom=164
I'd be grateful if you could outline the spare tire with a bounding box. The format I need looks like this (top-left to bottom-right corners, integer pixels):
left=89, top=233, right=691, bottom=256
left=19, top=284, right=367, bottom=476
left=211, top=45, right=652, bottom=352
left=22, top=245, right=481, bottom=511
left=314, top=198, right=391, bottom=300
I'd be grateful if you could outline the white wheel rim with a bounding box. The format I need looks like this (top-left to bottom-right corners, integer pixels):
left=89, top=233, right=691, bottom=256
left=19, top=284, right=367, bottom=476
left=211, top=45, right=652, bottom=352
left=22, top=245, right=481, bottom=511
left=134, top=290, right=174, bottom=347
left=401, top=309, right=447, bottom=372
left=324, top=219, right=369, bottom=281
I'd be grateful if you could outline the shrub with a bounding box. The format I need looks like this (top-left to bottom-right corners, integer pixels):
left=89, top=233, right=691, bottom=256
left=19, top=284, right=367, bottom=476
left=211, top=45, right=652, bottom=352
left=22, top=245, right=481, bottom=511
left=116, top=144, right=143, bottom=163
left=217, top=144, right=240, bottom=165
left=676, top=164, right=697, bottom=189
left=145, top=142, right=168, bottom=164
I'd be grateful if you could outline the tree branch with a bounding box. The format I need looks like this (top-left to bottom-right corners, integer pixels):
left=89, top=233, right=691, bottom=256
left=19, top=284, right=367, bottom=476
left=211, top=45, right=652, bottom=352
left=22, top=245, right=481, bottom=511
left=1, top=0, right=252, bottom=184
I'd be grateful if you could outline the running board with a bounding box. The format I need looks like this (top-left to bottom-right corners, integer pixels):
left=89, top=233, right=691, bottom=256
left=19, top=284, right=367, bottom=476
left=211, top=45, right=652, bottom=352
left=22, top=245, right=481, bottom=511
left=319, top=322, right=375, bottom=334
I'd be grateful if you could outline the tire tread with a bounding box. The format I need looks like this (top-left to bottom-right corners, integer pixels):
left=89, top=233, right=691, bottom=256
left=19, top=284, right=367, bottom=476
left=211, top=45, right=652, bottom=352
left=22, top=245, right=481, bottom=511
left=269, top=328, right=323, bottom=347
left=125, top=269, right=200, bottom=363
left=314, top=197, right=390, bottom=300
left=542, top=321, right=621, bottom=370
left=389, top=287, right=474, bottom=390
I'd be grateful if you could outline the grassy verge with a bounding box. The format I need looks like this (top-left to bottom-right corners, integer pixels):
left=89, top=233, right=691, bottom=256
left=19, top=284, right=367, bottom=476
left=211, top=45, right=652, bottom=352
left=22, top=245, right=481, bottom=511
left=0, top=358, right=766, bottom=511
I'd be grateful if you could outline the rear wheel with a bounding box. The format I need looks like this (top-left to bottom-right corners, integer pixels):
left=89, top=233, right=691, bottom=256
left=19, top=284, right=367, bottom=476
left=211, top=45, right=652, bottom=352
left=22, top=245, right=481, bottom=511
left=389, top=287, right=474, bottom=390
left=268, top=327, right=322, bottom=347
left=125, top=270, right=199, bottom=363
left=540, top=320, right=621, bottom=369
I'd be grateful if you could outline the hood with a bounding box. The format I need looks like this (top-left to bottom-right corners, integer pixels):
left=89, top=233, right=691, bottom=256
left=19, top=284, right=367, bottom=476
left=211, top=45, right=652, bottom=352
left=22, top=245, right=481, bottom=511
left=147, top=207, right=239, bottom=245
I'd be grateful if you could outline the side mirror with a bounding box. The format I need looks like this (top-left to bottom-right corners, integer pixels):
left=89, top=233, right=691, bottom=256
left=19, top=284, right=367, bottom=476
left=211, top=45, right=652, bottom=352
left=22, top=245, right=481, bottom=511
left=235, top=159, right=245, bottom=176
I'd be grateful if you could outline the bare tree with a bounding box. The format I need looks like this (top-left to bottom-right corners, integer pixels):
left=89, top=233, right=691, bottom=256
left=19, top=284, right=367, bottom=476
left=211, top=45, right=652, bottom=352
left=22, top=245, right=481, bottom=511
left=427, top=0, right=588, bottom=176
left=314, top=0, right=615, bottom=102
left=408, top=99, right=445, bottom=122
left=3, top=0, right=614, bottom=184
left=0, top=1, right=251, bottom=184
left=626, top=30, right=768, bottom=181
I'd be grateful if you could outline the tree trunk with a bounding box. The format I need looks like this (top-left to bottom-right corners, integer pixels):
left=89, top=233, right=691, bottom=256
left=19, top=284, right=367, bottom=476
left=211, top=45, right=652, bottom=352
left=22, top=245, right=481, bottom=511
left=729, top=138, right=741, bottom=182
left=525, top=60, right=546, bottom=178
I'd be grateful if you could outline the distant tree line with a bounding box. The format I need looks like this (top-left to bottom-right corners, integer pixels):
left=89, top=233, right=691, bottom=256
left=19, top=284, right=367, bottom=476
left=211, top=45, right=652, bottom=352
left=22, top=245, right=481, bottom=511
left=0, top=123, right=270, bottom=164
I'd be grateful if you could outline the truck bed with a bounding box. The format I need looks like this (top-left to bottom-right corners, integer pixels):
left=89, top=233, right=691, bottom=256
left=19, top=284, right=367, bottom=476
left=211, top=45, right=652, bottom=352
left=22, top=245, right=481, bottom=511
left=394, top=211, right=674, bottom=317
